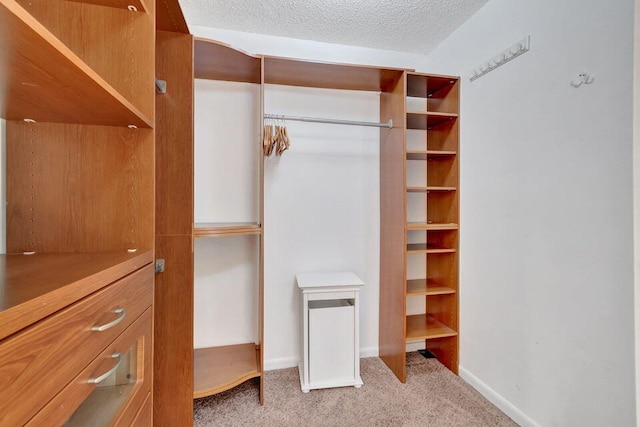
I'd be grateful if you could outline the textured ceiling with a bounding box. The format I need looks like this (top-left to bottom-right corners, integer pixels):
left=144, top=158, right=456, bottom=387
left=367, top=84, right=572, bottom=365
left=178, top=0, right=489, bottom=54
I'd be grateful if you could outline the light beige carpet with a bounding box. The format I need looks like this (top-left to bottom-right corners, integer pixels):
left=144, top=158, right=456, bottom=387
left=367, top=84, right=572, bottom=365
left=194, top=352, right=519, bottom=426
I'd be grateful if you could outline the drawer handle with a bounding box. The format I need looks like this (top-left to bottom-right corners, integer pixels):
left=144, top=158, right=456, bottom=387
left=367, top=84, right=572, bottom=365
left=87, top=353, right=122, bottom=384
left=91, top=308, right=126, bottom=332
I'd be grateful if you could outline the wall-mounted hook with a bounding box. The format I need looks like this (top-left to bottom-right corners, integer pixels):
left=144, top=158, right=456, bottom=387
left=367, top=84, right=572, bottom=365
left=469, top=36, right=531, bottom=82
left=570, top=72, right=595, bottom=88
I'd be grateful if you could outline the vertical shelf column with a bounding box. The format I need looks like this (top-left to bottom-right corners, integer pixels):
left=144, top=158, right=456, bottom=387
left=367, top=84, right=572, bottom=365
left=404, top=73, right=460, bottom=374
left=191, top=39, right=264, bottom=405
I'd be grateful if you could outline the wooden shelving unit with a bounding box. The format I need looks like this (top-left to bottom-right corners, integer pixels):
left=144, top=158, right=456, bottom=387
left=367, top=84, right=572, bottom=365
left=191, top=38, right=265, bottom=405
left=187, top=38, right=408, bottom=407
left=158, top=27, right=460, bottom=418
left=1, top=0, right=156, bottom=423
left=379, top=71, right=460, bottom=382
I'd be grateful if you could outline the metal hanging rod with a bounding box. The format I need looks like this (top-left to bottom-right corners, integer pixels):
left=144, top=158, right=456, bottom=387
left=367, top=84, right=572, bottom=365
left=264, top=114, right=393, bottom=129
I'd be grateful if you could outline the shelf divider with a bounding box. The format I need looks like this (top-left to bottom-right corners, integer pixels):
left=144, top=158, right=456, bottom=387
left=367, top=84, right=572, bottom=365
left=406, top=150, right=456, bottom=160
left=194, top=222, right=262, bottom=238
left=406, top=244, right=456, bottom=254
left=406, top=279, right=455, bottom=296
left=406, top=111, right=458, bottom=130
left=406, top=222, right=458, bottom=231
left=406, top=186, right=457, bottom=192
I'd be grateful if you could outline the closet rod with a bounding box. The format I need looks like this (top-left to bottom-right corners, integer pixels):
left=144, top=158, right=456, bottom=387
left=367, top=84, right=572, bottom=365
left=264, top=114, right=393, bottom=129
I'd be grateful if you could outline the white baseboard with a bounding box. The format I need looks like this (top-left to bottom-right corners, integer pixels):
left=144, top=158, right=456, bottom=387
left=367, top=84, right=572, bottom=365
left=265, top=347, right=379, bottom=371
left=359, top=346, right=378, bottom=358
left=459, top=366, right=541, bottom=427
left=265, top=356, right=298, bottom=371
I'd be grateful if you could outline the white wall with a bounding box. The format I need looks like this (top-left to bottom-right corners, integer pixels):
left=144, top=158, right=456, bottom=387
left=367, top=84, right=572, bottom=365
left=421, top=0, right=635, bottom=426
left=193, top=80, right=261, bottom=349
left=263, top=85, right=381, bottom=367
left=190, top=28, right=428, bottom=367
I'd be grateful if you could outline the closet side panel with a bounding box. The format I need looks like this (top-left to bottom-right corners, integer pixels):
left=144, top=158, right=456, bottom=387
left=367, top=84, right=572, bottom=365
left=154, top=30, right=194, bottom=426
left=379, top=73, right=407, bottom=382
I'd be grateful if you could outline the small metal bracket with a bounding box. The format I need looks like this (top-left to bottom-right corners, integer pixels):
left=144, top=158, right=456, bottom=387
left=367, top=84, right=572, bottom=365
left=155, top=79, right=167, bottom=94
left=155, top=259, right=165, bottom=273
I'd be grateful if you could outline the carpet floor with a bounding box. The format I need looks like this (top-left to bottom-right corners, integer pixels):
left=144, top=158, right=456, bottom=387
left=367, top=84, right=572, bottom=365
left=194, top=352, right=519, bottom=426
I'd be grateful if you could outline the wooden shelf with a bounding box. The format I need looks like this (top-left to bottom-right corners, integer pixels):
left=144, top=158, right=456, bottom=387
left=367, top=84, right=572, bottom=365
left=406, top=73, right=458, bottom=99
left=65, top=0, right=148, bottom=11
left=406, top=222, right=458, bottom=231
left=0, top=251, right=153, bottom=341
left=264, top=56, right=407, bottom=92
left=194, top=222, right=262, bottom=238
left=407, top=186, right=457, bottom=192
left=406, top=111, right=457, bottom=130
left=0, top=0, right=152, bottom=127
left=406, top=150, right=456, bottom=160
left=406, top=314, right=457, bottom=341
left=193, top=344, right=261, bottom=399
left=407, top=244, right=456, bottom=254
left=407, top=279, right=456, bottom=296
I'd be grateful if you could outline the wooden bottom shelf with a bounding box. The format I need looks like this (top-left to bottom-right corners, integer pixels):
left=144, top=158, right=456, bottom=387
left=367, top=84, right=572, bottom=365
left=406, top=314, right=457, bottom=341
left=193, top=343, right=261, bottom=399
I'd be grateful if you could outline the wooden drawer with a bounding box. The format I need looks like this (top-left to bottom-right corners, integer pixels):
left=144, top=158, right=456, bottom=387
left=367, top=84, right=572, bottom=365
left=28, top=308, right=153, bottom=426
left=131, top=392, right=152, bottom=426
left=0, top=265, right=153, bottom=426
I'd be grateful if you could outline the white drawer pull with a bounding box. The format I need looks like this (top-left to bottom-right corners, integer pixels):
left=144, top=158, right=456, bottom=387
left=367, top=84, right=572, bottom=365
left=87, top=353, right=122, bottom=384
left=91, top=308, right=126, bottom=332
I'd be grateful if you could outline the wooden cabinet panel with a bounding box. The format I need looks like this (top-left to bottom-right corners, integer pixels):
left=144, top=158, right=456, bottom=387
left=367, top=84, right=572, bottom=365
left=6, top=122, right=155, bottom=253
left=27, top=308, right=153, bottom=426
left=0, top=265, right=152, bottom=426
left=153, top=235, right=193, bottom=426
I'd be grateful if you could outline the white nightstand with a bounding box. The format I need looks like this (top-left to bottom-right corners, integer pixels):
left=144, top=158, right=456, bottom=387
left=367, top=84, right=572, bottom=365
left=296, top=272, right=365, bottom=393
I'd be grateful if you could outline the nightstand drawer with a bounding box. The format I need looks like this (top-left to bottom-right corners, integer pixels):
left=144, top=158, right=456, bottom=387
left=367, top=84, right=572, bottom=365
left=0, top=265, right=153, bottom=426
